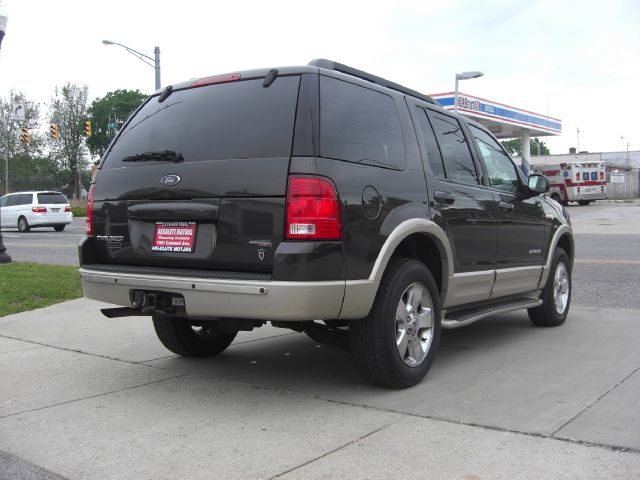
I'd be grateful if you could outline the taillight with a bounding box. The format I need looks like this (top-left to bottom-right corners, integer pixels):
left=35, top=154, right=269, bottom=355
left=32, top=206, right=47, bottom=213
left=86, top=184, right=95, bottom=236
left=64, top=206, right=72, bottom=213
left=575, top=173, right=580, bottom=181
left=285, top=176, right=341, bottom=240
left=600, top=172, right=605, bottom=180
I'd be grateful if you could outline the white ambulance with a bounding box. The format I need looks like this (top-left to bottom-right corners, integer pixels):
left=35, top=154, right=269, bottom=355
left=532, top=162, right=607, bottom=205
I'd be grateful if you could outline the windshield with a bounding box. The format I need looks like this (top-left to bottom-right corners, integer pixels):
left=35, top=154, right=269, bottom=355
left=102, top=76, right=300, bottom=168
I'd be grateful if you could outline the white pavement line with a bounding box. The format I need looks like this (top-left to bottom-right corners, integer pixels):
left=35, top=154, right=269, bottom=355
left=270, top=423, right=393, bottom=479
left=575, top=259, right=640, bottom=265
left=0, top=375, right=184, bottom=420
left=550, top=363, right=640, bottom=438
left=4, top=242, right=77, bottom=248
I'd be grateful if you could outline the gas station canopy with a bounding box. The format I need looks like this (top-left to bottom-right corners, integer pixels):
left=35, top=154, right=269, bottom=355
left=429, top=92, right=562, bottom=175
left=430, top=92, right=562, bottom=139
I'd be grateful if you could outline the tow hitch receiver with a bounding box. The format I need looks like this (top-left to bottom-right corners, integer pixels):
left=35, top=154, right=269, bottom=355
left=100, top=291, right=186, bottom=319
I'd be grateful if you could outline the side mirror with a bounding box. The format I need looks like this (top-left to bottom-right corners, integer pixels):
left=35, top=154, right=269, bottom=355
left=528, top=174, right=549, bottom=194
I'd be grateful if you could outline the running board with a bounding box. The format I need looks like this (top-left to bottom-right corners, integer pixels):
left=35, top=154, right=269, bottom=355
left=442, top=297, right=542, bottom=329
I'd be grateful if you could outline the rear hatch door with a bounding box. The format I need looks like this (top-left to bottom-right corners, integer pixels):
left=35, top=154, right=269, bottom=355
left=91, top=73, right=301, bottom=273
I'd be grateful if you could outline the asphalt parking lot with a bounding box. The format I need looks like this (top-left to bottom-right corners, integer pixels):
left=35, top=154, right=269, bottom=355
left=1, top=202, right=639, bottom=479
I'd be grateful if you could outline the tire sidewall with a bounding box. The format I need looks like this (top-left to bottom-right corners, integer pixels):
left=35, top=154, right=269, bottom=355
left=546, top=249, right=572, bottom=324
left=381, top=261, right=441, bottom=386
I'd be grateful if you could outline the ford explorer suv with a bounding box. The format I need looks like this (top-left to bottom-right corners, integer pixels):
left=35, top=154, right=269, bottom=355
left=79, top=59, right=574, bottom=388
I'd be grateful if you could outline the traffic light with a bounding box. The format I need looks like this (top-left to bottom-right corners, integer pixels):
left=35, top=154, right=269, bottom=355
left=20, top=127, right=30, bottom=144
left=84, top=121, right=91, bottom=138
left=50, top=123, right=59, bottom=141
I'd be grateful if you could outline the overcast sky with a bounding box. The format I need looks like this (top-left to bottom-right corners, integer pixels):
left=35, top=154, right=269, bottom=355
left=1, top=0, right=638, bottom=155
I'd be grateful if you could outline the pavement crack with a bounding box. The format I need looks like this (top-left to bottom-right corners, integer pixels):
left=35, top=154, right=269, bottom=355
left=269, top=423, right=392, bottom=479
left=0, top=333, right=171, bottom=371
left=0, top=375, right=184, bottom=420
left=550, top=362, right=640, bottom=437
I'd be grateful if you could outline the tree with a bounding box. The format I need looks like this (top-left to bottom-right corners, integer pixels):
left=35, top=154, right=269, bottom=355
left=87, top=89, right=147, bottom=159
left=0, top=91, right=50, bottom=193
left=48, top=83, right=89, bottom=198
left=500, top=138, right=550, bottom=157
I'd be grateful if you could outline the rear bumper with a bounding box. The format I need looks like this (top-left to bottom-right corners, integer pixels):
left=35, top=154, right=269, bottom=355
left=29, top=213, right=73, bottom=226
left=79, top=267, right=378, bottom=321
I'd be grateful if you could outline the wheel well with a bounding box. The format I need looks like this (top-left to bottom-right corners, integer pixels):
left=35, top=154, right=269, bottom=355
left=556, top=234, right=573, bottom=267
left=390, top=233, right=443, bottom=296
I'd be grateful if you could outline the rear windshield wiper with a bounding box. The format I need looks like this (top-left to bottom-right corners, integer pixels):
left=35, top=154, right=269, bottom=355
left=122, top=150, right=184, bottom=163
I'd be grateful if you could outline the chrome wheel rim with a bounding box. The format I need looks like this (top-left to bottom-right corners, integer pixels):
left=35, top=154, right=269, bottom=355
left=553, top=262, right=570, bottom=314
left=18, top=218, right=27, bottom=231
left=395, top=282, right=434, bottom=367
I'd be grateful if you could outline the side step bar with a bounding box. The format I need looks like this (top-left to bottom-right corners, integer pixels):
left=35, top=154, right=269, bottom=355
left=442, top=297, right=542, bottom=329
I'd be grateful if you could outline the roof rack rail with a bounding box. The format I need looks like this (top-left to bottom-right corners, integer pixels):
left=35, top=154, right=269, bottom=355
left=309, top=58, right=436, bottom=105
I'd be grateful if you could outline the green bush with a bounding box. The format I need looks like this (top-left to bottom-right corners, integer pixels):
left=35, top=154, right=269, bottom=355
left=71, top=207, right=86, bottom=217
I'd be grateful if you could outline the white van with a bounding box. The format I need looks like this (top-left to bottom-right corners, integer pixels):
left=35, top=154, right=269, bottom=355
left=0, top=191, right=73, bottom=232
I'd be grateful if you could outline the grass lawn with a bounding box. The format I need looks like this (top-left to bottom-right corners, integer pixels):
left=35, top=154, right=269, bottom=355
left=0, top=262, right=82, bottom=317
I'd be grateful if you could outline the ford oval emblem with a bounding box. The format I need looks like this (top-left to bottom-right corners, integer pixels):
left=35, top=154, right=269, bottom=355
left=160, top=174, right=181, bottom=187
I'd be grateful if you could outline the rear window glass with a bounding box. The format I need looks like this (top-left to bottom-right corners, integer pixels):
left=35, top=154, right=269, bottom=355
left=591, top=172, right=597, bottom=180
left=583, top=172, right=589, bottom=181
left=103, top=76, right=300, bottom=167
left=37, top=193, right=67, bottom=204
left=320, top=76, right=405, bottom=169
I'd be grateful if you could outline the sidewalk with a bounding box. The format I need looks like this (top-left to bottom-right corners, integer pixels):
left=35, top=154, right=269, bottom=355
left=1, top=298, right=639, bottom=479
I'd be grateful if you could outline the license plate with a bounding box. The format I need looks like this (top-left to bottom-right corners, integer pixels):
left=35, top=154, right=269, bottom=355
left=151, top=222, right=197, bottom=252
left=51, top=208, right=60, bottom=212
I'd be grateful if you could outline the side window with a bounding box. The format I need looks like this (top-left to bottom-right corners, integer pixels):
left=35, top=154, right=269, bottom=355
left=0, top=196, right=6, bottom=207
left=320, top=76, right=406, bottom=169
left=414, top=107, right=445, bottom=177
left=470, top=125, right=520, bottom=194
left=430, top=112, right=479, bottom=184
left=18, top=194, right=33, bottom=205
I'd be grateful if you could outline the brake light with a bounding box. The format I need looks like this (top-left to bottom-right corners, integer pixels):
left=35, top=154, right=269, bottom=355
left=575, top=173, right=580, bottom=181
left=32, top=206, right=47, bottom=213
left=600, top=172, right=605, bottom=180
left=286, top=176, right=341, bottom=240
left=191, top=73, right=241, bottom=88
left=86, top=185, right=95, bottom=236
left=64, top=206, right=72, bottom=213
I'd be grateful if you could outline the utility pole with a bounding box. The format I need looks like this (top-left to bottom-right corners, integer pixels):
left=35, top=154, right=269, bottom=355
left=0, top=1, right=11, bottom=264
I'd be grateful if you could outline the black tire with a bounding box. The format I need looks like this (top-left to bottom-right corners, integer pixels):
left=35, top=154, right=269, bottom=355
left=54, top=225, right=65, bottom=232
left=350, top=258, right=441, bottom=389
left=152, top=315, right=237, bottom=357
left=528, top=248, right=571, bottom=327
left=17, top=216, right=30, bottom=232
left=578, top=200, right=591, bottom=206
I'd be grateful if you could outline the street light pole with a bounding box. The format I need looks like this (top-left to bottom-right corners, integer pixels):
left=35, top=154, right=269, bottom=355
left=0, top=3, right=11, bottom=264
left=454, top=71, right=484, bottom=113
left=102, top=39, right=161, bottom=91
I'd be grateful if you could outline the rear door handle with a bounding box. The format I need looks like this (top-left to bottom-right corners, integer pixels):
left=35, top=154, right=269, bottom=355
left=434, top=190, right=455, bottom=205
left=499, top=201, right=514, bottom=210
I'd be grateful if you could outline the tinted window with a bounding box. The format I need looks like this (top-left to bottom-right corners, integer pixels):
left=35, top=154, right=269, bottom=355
left=38, top=192, right=68, bottom=204
left=104, top=77, right=300, bottom=168
left=591, top=172, right=597, bottom=180
left=415, top=108, right=445, bottom=177
left=470, top=126, right=520, bottom=194
left=320, top=76, right=405, bottom=169
left=17, top=194, right=33, bottom=205
left=0, top=196, right=6, bottom=207
left=430, top=113, right=478, bottom=184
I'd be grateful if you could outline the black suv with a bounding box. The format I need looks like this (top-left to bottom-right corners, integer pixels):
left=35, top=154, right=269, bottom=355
left=79, top=59, right=574, bottom=388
